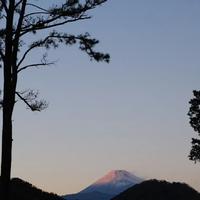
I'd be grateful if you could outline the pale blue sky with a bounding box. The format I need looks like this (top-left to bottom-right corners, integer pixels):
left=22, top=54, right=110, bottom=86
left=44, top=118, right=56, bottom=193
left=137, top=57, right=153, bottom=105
left=1, top=0, right=200, bottom=195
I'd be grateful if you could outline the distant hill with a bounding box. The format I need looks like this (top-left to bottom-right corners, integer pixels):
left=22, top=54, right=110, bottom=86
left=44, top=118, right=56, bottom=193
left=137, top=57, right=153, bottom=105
left=63, top=170, right=143, bottom=200
left=0, top=177, right=64, bottom=200
left=112, top=179, right=200, bottom=200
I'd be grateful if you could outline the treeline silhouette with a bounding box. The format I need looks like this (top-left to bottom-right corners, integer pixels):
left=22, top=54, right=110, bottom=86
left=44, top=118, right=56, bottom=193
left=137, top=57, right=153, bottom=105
left=0, top=177, right=64, bottom=200
left=112, top=179, right=200, bottom=200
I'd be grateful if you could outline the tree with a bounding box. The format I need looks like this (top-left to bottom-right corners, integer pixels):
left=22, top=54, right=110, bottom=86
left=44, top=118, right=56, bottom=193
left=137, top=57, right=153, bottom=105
left=188, top=90, right=200, bottom=163
left=0, top=1, right=110, bottom=199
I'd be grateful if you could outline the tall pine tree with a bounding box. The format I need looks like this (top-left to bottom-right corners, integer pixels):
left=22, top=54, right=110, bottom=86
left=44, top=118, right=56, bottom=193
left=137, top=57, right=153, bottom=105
left=0, top=1, right=109, bottom=199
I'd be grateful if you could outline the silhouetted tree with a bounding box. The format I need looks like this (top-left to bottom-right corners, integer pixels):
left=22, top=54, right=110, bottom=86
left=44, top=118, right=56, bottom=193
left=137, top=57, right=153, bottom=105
left=0, top=1, right=109, bottom=199
left=188, top=90, right=200, bottom=163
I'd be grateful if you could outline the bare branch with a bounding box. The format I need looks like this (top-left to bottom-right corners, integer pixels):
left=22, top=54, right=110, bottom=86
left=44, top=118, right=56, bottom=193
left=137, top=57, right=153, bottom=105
left=26, top=3, right=49, bottom=12
left=17, top=35, right=53, bottom=68
left=17, top=61, right=55, bottom=73
left=24, top=11, right=50, bottom=18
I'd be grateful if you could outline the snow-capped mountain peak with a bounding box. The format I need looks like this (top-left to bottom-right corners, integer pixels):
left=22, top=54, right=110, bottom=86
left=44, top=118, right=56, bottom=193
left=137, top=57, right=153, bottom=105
left=80, top=170, right=143, bottom=195
left=94, top=170, right=142, bottom=185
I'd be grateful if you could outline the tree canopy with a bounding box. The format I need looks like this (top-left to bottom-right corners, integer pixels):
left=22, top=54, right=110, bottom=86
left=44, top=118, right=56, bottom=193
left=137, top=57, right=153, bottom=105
left=188, top=90, right=200, bottom=163
left=0, top=0, right=110, bottom=111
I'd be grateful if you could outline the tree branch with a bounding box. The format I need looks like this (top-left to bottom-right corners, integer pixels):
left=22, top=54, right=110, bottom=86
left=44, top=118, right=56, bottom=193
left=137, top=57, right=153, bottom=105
left=0, top=0, right=8, bottom=13
left=12, top=0, right=27, bottom=75
left=0, top=49, right=5, bottom=61
left=17, top=61, right=55, bottom=73
left=17, top=35, right=53, bottom=68
left=21, top=15, right=90, bottom=36
left=19, top=0, right=107, bottom=37
left=0, top=90, right=2, bottom=109
left=24, top=11, right=50, bottom=18
left=16, top=91, right=48, bottom=111
left=17, top=30, right=109, bottom=69
left=15, top=0, right=27, bottom=40
left=15, top=0, right=23, bottom=9
left=16, top=91, right=36, bottom=111
left=26, top=3, right=49, bottom=12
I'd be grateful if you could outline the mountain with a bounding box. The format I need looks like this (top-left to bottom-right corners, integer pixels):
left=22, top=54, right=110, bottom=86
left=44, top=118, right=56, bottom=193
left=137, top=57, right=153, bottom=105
left=112, top=179, right=200, bottom=200
left=80, top=170, right=143, bottom=195
left=0, top=177, right=64, bottom=200
left=65, top=191, right=113, bottom=200
left=63, top=170, right=143, bottom=200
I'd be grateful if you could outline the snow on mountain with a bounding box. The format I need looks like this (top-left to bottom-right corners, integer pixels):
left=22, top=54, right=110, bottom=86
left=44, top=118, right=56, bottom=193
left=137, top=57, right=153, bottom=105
left=80, top=170, right=143, bottom=195
left=63, top=170, right=143, bottom=200
left=94, top=170, right=142, bottom=186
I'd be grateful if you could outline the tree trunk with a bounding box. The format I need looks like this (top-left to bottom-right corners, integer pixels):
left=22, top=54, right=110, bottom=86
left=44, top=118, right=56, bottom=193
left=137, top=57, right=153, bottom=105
left=1, top=110, right=13, bottom=200
left=1, top=1, right=15, bottom=198
left=1, top=83, right=14, bottom=200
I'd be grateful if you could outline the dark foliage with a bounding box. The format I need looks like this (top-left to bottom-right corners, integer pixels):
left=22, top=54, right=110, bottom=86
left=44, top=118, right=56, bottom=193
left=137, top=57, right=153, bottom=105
left=112, top=179, right=200, bottom=200
left=0, top=177, right=64, bottom=200
left=188, top=90, right=200, bottom=162
left=0, top=0, right=110, bottom=112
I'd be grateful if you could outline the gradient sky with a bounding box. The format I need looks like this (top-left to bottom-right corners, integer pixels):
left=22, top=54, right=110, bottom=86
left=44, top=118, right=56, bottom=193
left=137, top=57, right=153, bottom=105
left=1, top=0, right=200, bottom=195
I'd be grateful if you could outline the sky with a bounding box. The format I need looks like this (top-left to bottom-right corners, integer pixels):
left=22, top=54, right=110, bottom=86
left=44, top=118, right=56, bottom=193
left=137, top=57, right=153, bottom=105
left=1, top=0, right=200, bottom=195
